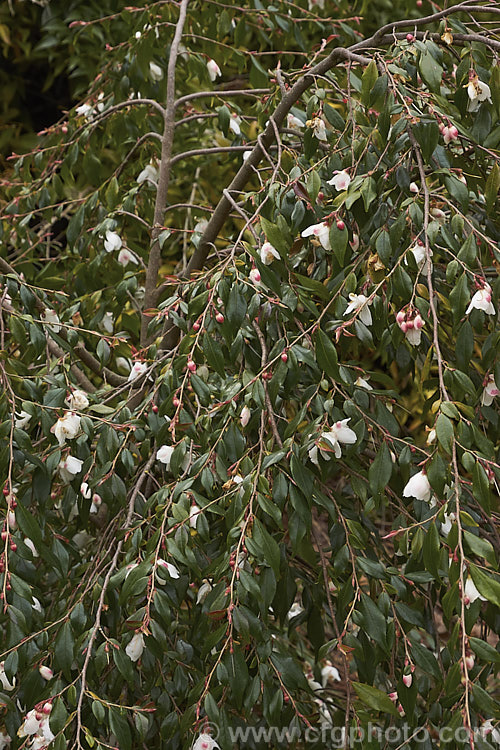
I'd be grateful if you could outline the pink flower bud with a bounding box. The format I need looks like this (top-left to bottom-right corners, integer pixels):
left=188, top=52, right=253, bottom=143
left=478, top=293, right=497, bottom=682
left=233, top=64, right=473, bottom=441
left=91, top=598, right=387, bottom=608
left=281, top=352, right=288, bottom=362
left=215, top=313, right=224, bottom=324
left=173, top=397, right=180, bottom=407
left=403, top=674, right=413, bottom=687
left=336, top=220, right=345, bottom=231
left=388, top=692, right=398, bottom=702
left=406, top=33, right=414, bottom=41
left=192, top=322, right=200, bottom=332
left=187, top=360, right=196, bottom=373
left=400, top=321, right=408, bottom=333
left=449, top=126, right=458, bottom=139
left=250, top=268, right=261, bottom=283
left=414, top=314, right=423, bottom=329
left=396, top=311, right=405, bottom=325
left=465, top=654, right=474, bottom=671
left=43, top=703, right=52, bottom=715
left=39, top=665, right=53, bottom=681
left=92, top=494, right=102, bottom=507
left=406, top=319, right=414, bottom=329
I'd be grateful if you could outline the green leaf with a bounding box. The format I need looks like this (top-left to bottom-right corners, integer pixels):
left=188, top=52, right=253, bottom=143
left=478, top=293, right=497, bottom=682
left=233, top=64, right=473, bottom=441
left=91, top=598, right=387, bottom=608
left=105, top=177, right=120, bottom=210
left=436, top=413, right=453, bottom=454
left=315, top=328, right=339, bottom=380
left=361, top=60, right=378, bottom=106
left=250, top=518, right=280, bottom=577
left=472, top=462, right=490, bottom=513
left=413, top=120, right=440, bottom=162
left=468, top=636, right=500, bottom=663
left=260, top=217, right=288, bottom=256
left=293, top=273, right=330, bottom=301
left=418, top=50, right=443, bottom=93
left=469, top=564, right=500, bottom=608
left=227, top=285, right=247, bottom=329
left=54, top=621, right=74, bottom=679
left=352, top=682, right=399, bottom=716
left=368, top=443, right=392, bottom=494
left=423, top=522, right=440, bottom=579
left=203, top=332, right=225, bottom=377
left=410, top=641, right=441, bottom=680
left=485, top=161, right=500, bottom=212
left=50, top=697, right=68, bottom=734
left=108, top=707, right=132, bottom=750
left=463, top=530, right=496, bottom=567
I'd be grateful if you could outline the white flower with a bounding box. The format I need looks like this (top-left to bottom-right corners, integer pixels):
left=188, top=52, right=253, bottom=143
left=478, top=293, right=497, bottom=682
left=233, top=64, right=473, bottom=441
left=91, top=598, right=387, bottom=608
left=18, top=711, right=40, bottom=737
left=229, top=114, right=242, bottom=135
left=426, top=428, right=436, bottom=445
left=243, top=150, right=252, bottom=161
left=403, top=471, right=431, bottom=502
left=466, top=284, right=495, bottom=315
left=189, top=504, right=201, bottom=529
left=104, top=230, right=122, bottom=253
left=193, top=734, right=219, bottom=750
left=344, top=293, right=372, bottom=326
left=305, top=670, right=323, bottom=693
left=80, top=482, right=91, bottom=499
left=7, top=511, right=16, bottom=530
left=52, top=412, right=81, bottom=446
left=408, top=242, right=433, bottom=273
left=350, top=233, right=360, bottom=252
left=90, top=493, right=102, bottom=514
left=156, top=445, right=174, bottom=468
left=286, top=114, right=304, bottom=130
left=286, top=602, right=304, bottom=619
left=482, top=374, right=499, bottom=406
left=24, top=537, right=39, bottom=557
left=481, top=720, right=500, bottom=744
left=156, top=559, right=180, bottom=578
left=32, top=597, right=42, bottom=613
left=99, top=312, right=114, bottom=334
left=354, top=376, right=372, bottom=390
left=66, top=389, right=89, bottom=410
left=149, top=62, right=163, bottom=82
left=125, top=632, right=145, bottom=662
left=0, top=662, right=15, bottom=691
left=308, top=116, right=327, bottom=141
left=321, top=663, right=341, bottom=686
left=75, top=103, right=94, bottom=119
left=249, top=268, right=261, bottom=284
left=58, top=455, right=83, bottom=483
left=41, top=309, right=61, bottom=333
left=128, top=361, right=147, bottom=382
left=319, top=418, right=357, bottom=460
left=137, top=163, right=159, bottom=185
left=464, top=577, right=487, bottom=606
left=207, top=59, right=221, bottom=81
left=409, top=182, right=419, bottom=193
left=240, top=405, right=251, bottom=427
left=440, top=511, right=455, bottom=536
left=467, top=78, right=492, bottom=112
left=308, top=0, right=325, bottom=8
left=0, top=730, right=10, bottom=750
left=327, top=170, right=351, bottom=191
left=301, top=221, right=331, bottom=251
left=117, top=248, right=139, bottom=267
left=15, top=410, right=31, bottom=429
left=39, top=665, right=53, bottom=681
left=260, top=241, right=280, bottom=265
left=405, top=327, right=422, bottom=346
left=194, top=219, right=208, bottom=235
left=197, top=579, right=212, bottom=604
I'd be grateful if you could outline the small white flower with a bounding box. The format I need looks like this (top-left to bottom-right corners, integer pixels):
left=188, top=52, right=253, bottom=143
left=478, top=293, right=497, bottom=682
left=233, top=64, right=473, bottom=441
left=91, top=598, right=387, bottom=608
left=466, top=284, right=495, bottom=315
left=189, top=504, right=201, bottom=529
left=15, top=410, right=31, bottom=429
left=0, top=662, right=15, bottom=691
left=482, top=374, right=499, bottom=406
left=308, top=116, right=327, bottom=141
left=243, top=150, right=252, bottom=161
left=260, top=241, right=280, bottom=265
left=430, top=208, right=446, bottom=223
left=156, top=445, right=174, bottom=468
left=206, top=59, right=221, bottom=81
left=408, top=242, right=433, bottom=273
left=321, top=663, right=341, bottom=686
left=481, top=720, right=500, bottom=744
left=32, top=597, right=43, bottom=613
left=344, top=293, right=372, bottom=326
left=229, top=114, right=242, bottom=135
left=318, top=418, right=357, bottom=460
left=52, top=412, right=81, bottom=446
left=403, top=471, right=431, bottom=502
left=409, top=182, right=419, bottom=193
left=66, top=389, right=89, bottom=411
left=99, top=312, right=114, bottom=334
left=128, top=361, right=148, bottom=382
left=327, top=170, right=351, bottom=192
left=137, top=163, right=159, bottom=185
left=7, top=511, right=16, bottom=530
left=41, top=309, right=61, bottom=333
left=117, top=248, right=139, bottom=267
left=427, top=428, right=437, bottom=445
left=440, top=511, right=455, bottom=536
left=24, top=538, right=38, bottom=557
left=249, top=268, right=261, bottom=284
left=75, top=103, right=94, bottom=119
left=156, top=559, right=180, bottom=579
left=125, top=632, right=145, bottom=662
left=38, top=665, right=53, bottom=681
left=104, top=230, right=122, bottom=253
left=405, top=327, right=422, bottom=346
left=58, top=455, right=83, bottom=483
left=286, top=114, right=304, bottom=130
left=196, top=579, right=212, bottom=604
left=193, top=734, right=219, bottom=750
left=354, top=376, right=372, bottom=390
left=90, top=493, right=102, bottom=514
left=0, top=730, right=10, bottom=750
left=467, top=78, right=492, bottom=112
left=301, top=221, right=331, bottom=251
left=149, top=62, right=163, bottom=82
left=308, top=0, right=325, bottom=8
left=240, top=405, right=251, bottom=427
left=80, top=482, right=92, bottom=499
left=286, top=602, right=304, bottom=620
left=464, top=577, right=486, bottom=606
left=18, top=710, right=40, bottom=737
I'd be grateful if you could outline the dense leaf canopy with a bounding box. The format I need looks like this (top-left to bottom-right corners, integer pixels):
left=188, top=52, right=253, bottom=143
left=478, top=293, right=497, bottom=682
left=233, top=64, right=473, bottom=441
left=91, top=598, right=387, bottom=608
left=0, top=1, right=499, bottom=749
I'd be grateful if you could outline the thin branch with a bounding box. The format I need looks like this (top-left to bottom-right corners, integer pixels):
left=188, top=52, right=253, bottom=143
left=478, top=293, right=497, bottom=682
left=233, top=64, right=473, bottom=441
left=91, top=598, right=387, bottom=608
left=174, top=88, right=270, bottom=110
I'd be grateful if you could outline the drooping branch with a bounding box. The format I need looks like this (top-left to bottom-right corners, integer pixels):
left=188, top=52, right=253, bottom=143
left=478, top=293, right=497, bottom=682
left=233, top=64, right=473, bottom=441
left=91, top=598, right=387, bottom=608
left=141, top=0, right=190, bottom=346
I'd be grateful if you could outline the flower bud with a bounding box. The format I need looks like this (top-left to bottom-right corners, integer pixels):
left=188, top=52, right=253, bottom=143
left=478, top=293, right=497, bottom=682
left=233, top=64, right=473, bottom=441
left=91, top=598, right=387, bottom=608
left=281, top=352, right=288, bottom=362
left=215, top=313, right=224, bottom=324
left=396, top=311, right=405, bottom=325
left=187, top=360, right=196, bottom=373
left=336, top=220, right=345, bottom=231
left=240, top=405, right=251, bottom=428
left=406, top=33, right=414, bottom=41
left=403, top=674, right=413, bottom=687
left=39, top=665, right=53, bottom=681
left=192, top=321, right=200, bottom=332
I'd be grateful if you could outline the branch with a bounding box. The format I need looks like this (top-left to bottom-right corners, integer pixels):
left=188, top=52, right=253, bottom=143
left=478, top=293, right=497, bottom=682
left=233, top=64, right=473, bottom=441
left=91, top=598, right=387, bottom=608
left=174, top=88, right=270, bottom=110
left=170, top=145, right=253, bottom=166
left=140, top=0, right=190, bottom=346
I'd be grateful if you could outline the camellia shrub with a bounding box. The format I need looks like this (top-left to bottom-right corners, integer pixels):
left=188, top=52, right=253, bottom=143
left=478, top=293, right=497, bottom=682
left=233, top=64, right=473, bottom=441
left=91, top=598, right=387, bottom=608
left=0, top=1, right=499, bottom=748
